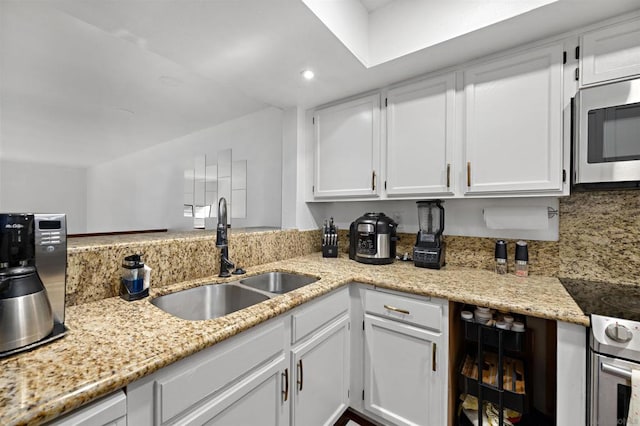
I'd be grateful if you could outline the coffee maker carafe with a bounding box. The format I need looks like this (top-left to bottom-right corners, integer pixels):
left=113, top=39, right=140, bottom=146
left=413, top=200, right=446, bottom=269
left=0, top=214, right=54, bottom=354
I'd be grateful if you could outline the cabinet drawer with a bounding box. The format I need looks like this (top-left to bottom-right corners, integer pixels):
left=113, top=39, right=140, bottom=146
left=47, top=390, right=126, bottom=426
left=155, top=321, right=285, bottom=424
left=292, top=287, right=349, bottom=344
left=364, top=289, right=442, bottom=331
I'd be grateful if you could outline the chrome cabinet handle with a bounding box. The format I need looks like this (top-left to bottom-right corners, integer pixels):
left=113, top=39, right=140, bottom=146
left=384, top=304, right=410, bottom=315
left=446, top=164, right=451, bottom=189
left=371, top=171, right=377, bottom=191
left=282, top=368, right=289, bottom=402
left=297, top=359, right=304, bottom=391
left=602, top=362, right=632, bottom=380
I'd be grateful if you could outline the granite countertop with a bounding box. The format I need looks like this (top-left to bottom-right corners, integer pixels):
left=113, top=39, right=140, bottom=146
left=0, top=253, right=588, bottom=425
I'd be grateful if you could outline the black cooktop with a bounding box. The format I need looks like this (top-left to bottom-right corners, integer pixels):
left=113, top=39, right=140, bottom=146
left=560, top=278, right=640, bottom=322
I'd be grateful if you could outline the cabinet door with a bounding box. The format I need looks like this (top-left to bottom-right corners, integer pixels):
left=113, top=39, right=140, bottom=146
left=291, top=315, right=350, bottom=426
left=177, top=356, right=288, bottom=426
left=386, top=74, right=455, bottom=196
left=582, top=17, right=640, bottom=86
left=463, top=43, right=564, bottom=194
left=313, top=94, right=380, bottom=198
left=364, top=314, right=446, bottom=426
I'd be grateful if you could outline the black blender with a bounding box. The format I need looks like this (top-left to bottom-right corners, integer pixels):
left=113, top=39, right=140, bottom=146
left=413, top=200, right=446, bottom=269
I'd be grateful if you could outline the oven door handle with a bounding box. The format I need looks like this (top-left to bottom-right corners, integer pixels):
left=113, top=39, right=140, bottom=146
left=602, top=362, right=633, bottom=380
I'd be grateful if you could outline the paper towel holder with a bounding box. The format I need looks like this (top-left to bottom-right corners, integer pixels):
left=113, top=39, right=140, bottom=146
left=481, top=206, right=558, bottom=218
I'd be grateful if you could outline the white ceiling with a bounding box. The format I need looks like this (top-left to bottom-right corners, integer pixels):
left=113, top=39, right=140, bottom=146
left=1, top=0, right=639, bottom=167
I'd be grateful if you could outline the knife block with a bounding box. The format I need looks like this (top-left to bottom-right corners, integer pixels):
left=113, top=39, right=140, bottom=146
left=322, top=244, right=338, bottom=258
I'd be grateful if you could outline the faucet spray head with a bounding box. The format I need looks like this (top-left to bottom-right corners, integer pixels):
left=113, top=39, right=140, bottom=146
left=216, top=197, right=228, bottom=248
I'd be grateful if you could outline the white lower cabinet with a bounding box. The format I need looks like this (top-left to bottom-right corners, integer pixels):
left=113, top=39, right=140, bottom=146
left=46, top=390, right=126, bottom=426
left=362, top=289, right=448, bottom=426
left=177, top=356, right=286, bottom=426
left=126, top=287, right=350, bottom=426
left=291, top=314, right=350, bottom=426
left=127, top=320, right=288, bottom=426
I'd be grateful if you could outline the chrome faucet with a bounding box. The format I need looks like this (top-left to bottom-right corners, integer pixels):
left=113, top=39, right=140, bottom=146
left=216, top=197, right=243, bottom=277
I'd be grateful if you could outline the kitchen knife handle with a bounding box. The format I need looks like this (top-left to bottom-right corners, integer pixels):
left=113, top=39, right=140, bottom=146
left=282, top=368, right=289, bottom=402
left=384, top=304, right=410, bottom=315
left=466, top=162, right=471, bottom=187
left=371, top=170, right=376, bottom=191
left=297, top=359, right=304, bottom=391
left=446, top=163, right=451, bottom=188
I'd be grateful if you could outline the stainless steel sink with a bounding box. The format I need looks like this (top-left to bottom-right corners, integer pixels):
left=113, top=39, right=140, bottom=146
left=150, top=283, right=270, bottom=321
left=239, top=272, right=318, bottom=294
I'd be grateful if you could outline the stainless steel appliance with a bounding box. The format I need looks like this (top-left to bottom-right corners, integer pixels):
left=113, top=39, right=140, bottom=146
left=561, top=279, right=640, bottom=425
left=0, top=213, right=67, bottom=357
left=34, top=213, right=67, bottom=326
left=590, top=314, right=640, bottom=426
left=413, top=200, right=446, bottom=269
left=574, top=77, right=640, bottom=187
left=349, top=213, right=397, bottom=265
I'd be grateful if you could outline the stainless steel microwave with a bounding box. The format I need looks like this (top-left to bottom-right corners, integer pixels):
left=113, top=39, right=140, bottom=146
left=574, top=78, right=640, bottom=186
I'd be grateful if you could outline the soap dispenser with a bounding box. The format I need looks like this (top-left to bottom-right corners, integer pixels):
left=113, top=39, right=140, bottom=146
left=120, top=254, right=150, bottom=301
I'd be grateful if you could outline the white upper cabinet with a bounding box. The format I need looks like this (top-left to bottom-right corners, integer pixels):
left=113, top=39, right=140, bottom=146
left=581, top=16, right=640, bottom=86
left=313, top=94, right=381, bottom=199
left=385, top=74, right=455, bottom=196
left=462, top=43, right=565, bottom=195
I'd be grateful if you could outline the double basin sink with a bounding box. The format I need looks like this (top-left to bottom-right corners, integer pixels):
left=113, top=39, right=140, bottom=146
left=151, top=272, right=319, bottom=321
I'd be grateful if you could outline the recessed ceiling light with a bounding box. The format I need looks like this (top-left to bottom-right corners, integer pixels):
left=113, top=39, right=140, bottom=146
left=301, top=69, right=315, bottom=80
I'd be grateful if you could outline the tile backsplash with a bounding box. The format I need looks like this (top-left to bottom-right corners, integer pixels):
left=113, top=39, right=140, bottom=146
left=559, top=190, right=640, bottom=285
left=65, top=190, right=639, bottom=306
left=66, top=229, right=321, bottom=306
left=339, top=190, right=638, bottom=283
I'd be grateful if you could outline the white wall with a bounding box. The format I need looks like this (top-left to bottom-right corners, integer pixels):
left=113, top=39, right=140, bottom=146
left=282, top=106, right=318, bottom=230
left=0, top=159, right=87, bottom=234
left=87, top=107, right=283, bottom=233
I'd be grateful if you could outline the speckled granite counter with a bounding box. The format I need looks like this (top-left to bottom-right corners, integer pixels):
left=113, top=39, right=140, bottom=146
left=0, top=253, right=587, bottom=426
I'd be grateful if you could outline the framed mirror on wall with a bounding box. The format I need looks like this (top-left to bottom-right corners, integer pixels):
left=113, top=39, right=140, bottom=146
left=183, top=149, right=247, bottom=230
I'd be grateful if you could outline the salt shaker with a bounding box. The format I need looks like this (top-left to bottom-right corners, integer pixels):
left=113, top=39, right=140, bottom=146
left=515, top=241, right=529, bottom=277
left=495, top=240, right=508, bottom=274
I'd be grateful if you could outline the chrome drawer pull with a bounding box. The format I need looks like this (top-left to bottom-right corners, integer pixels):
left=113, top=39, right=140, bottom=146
left=384, top=304, right=410, bottom=315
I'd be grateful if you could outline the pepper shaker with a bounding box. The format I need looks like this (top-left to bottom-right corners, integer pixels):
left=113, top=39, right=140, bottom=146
left=495, top=240, right=508, bottom=274
left=515, top=241, right=529, bottom=277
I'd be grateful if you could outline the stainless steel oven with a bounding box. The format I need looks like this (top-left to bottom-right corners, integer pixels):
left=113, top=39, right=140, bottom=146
left=575, top=77, right=640, bottom=186
left=590, top=314, right=640, bottom=426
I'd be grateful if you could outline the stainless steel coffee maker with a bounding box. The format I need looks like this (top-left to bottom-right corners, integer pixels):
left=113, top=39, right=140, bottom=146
left=0, top=213, right=67, bottom=357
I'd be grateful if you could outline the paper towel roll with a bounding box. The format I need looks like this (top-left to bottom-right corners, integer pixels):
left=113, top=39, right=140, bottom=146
left=483, top=206, right=549, bottom=230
